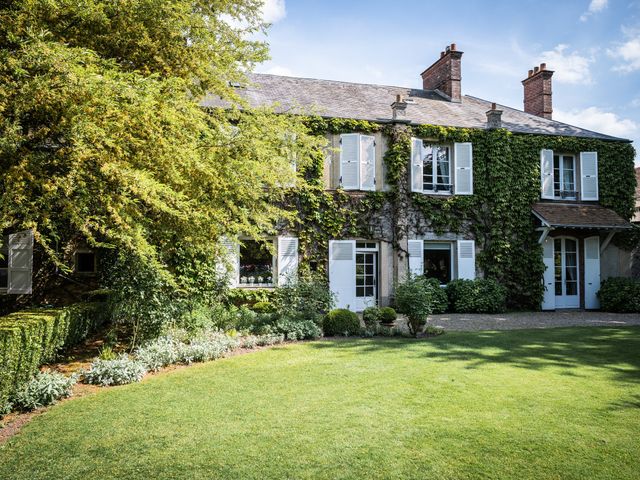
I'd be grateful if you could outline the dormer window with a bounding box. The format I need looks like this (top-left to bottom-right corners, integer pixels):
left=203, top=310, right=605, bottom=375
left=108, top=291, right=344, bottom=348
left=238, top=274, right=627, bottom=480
left=553, top=154, right=576, bottom=199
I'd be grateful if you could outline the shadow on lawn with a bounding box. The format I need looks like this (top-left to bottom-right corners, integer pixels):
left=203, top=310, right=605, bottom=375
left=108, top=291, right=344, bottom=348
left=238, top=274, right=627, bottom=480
left=310, top=326, right=640, bottom=384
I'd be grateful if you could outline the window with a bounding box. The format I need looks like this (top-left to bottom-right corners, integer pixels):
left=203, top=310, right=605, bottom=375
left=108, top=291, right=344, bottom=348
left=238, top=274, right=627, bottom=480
left=553, top=154, right=576, bottom=199
left=339, top=133, right=376, bottom=191
left=424, top=242, right=452, bottom=284
left=239, top=240, right=275, bottom=286
left=423, top=144, right=451, bottom=193
left=75, top=251, right=96, bottom=274
left=0, top=242, right=7, bottom=290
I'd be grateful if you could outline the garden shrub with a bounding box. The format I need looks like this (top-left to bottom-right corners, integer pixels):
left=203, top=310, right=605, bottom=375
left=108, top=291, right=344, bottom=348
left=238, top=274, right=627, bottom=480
left=251, top=301, right=274, bottom=314
left=394, top=276, right=437, bottom=335
left=272, top=275, right=335, bottom=325
left=598, top=277, right=640, bottom=312
left=0, top=303, right=106, bottom=411
left=446, top=279, right=507, bottom=313
left=225, top=288, right=274, bottom=307
left=362, top=306, right=381, bottom=328
left=379, top=307, right=397, bottom=324
left=135, top=336, right=179, bottom=372
left=272, top=317, right=322, bottom=340
left=12, top=370, right=76, bottom=412
left=82, top=355, right=147, bottom=386
left=425, top=278, right=448, bottom=314
left=323, top=309, right=361, bottom=336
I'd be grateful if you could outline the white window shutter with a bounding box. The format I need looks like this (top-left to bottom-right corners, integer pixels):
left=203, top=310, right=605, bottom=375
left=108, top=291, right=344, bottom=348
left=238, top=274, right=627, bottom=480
left=7, top=230, right=33, bottom=295
left=541, top=236, right=555, bottom=310
left=359, top=135, right=376, bottom=191
left=277, top=236, right=298, bottom=285
left=540, top=149, right=554, bottom=199
left=580, top=152, right=598, bottom=201
left=329, top=240, right=356, bottom=310
left=584, top=236, right=600, bottom=309
left=454, top=142, right=473, bottom=195
left=411, top=137, right=424, bottom=193
left=218, top=237, right=239, bottom=287
left=456, top=240, right=475, bottom=280
left=407, top=240, right=424, bottom=277
left=339, top=134, right=359, bottom=190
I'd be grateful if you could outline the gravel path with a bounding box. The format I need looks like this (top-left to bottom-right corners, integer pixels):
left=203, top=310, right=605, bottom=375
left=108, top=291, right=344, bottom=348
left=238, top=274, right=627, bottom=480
left=427, top=311, right=640, bottom=331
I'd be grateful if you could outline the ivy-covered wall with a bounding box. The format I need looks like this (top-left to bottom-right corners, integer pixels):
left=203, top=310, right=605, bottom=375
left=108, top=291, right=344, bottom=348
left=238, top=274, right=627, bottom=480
left=286, top=118, right=637, bottom=310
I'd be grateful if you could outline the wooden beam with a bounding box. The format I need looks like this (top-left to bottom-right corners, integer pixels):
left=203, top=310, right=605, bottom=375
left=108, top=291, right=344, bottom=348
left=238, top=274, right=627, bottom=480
left=538, top=227, right=551, bottom=244
left=600, top=231, right=616, bottom=253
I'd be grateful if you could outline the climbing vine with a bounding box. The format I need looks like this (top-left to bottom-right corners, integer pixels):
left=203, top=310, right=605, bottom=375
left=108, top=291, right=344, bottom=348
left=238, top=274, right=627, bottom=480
left=283, top=116, right=636, bottom=309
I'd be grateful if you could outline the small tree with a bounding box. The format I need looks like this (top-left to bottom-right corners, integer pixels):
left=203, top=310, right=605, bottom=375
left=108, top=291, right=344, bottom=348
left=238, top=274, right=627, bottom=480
left=394, top=276, right=435, bottom=336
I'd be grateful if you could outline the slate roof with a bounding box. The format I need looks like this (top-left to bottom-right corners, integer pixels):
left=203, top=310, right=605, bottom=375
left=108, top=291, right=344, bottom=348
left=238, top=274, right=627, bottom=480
left=532, top=203, right=632, bottom=229
left=201, top=73, right=629, bottom=141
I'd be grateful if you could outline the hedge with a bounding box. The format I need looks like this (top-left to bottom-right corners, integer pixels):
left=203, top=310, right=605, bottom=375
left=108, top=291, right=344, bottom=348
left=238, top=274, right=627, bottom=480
left=597, top=277, right=640, bottom=312
left=0, top=303, right=106, bottom=409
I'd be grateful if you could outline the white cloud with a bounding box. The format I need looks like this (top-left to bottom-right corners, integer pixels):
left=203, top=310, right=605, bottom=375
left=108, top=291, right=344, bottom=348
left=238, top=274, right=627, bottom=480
left=261, top=0, right=286, bottom=24
left=555, top=107, right=638, bottom=138
left=538, top=44, right=595, bottom=84
left=608, top=27, right=640, bottom=72
left=580, top=0, right=608, bottom=21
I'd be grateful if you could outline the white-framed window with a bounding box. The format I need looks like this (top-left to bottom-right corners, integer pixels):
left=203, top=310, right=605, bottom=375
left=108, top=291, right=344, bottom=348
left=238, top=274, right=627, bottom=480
left=239, top=239, right=276, bottom=287
left=411, top=139, right=473, bottom=195
left=422, top=145, right=452, bottom=193
left=424, top=242, right=453, bottom=284
left=74, top=250, right=97, bottom=274
left=339, top=133, right=376, bottom=191
left=220, top=236, right=299, bottom=288
left=553, top=154, right=576, bottom=199
left=408, top=238, right=476, bottom=283
left=541, top=149, right=598, bottom=201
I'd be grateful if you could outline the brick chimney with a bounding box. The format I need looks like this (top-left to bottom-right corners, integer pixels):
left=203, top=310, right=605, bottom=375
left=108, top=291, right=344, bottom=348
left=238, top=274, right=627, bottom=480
left=421, top=43, right=463, bottom=103
left=522, top=63, right=554, bottom=119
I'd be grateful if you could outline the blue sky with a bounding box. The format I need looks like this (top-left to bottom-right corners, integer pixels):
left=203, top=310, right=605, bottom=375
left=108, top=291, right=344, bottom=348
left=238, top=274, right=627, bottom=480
left=256, top=0, right=640, bottom=164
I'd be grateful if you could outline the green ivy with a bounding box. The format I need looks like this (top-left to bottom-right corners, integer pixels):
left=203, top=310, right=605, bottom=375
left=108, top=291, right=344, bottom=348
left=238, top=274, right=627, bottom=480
left=283, top=117, right=636, bottom=310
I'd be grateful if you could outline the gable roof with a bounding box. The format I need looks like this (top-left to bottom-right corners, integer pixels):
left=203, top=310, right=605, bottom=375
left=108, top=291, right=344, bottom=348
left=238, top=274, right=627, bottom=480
left=201, top=73, right=628, bottom=142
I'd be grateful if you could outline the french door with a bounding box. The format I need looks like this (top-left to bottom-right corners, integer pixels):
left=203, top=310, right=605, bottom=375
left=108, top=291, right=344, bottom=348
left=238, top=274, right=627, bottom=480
left=554, top=237, right=580, bottom=309
left=355, top=242, right=378, bottom=311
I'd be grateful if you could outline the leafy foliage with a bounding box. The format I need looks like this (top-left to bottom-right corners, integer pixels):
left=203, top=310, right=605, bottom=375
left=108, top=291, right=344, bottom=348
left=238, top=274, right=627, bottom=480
left=379, top=307, right=398, bottom=324
left=394, top=276, right=437, bottom=335
left=272, top=275, right=335, bottom=325
left=446, top=279, right=507, bottom=314
left=0, top=304, right=105, bottom=410
left=82, top=355, right=147, bottom=386
left=362, top=307, right=381, bottom=328
left=12, top=370, right=76, bottom=412
left=597, top=277, right=640, bottom=313
left=323, top=309, right=361, bottom=336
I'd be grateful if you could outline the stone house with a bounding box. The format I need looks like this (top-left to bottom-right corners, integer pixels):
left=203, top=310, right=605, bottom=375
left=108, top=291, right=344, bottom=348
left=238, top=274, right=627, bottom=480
left=2, top=44, right=637, bottom=311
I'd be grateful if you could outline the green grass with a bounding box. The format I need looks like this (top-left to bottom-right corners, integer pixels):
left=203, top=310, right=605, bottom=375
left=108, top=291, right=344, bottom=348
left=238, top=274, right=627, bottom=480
left=1, top=327, right=640, bottom=480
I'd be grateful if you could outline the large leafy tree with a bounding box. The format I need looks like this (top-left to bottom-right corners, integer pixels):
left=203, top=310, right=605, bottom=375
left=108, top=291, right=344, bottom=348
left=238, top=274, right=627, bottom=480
left=0, top=1, right=322, bottom=303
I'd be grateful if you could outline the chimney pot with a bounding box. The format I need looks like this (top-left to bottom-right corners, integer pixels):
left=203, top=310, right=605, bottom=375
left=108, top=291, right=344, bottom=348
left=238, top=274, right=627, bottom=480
left=534, top=66, right=539, bottom=74
left=451, top=43, right=457, bottom=51
left=528, top=69, right=533, bottom=78
left=540, top=62, right=546, bottom=70
left=440, top=51, right=445, bottom=58
left=446, top=45, right=451, bottom=53
left=491, top=102, right=497, bottom=110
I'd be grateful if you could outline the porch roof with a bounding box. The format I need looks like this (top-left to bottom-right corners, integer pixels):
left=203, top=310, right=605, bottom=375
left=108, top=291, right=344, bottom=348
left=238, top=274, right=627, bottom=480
left=532, top=203, right=633, bottom=230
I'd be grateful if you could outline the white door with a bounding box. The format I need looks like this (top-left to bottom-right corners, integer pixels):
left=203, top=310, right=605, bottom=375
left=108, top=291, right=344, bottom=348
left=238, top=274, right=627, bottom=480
left=355, top=246, right=377, bottom=311
left=541, top=236, right=555, bottom=310
left=584, top=236, right=600, bottom=309
left=329, top=240, right=356, bottom=310
left=554, top=237, right=580, bottom=309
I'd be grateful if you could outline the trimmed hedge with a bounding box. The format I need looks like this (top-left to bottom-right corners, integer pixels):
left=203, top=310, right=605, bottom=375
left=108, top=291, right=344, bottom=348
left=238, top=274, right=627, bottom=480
left=323, top=309, right=361, bottom=336
left=0, top=303, right=106, bottom=409
left=446, top=279, right=507, bottom=314
left=598, top=277, right=640, bottom=312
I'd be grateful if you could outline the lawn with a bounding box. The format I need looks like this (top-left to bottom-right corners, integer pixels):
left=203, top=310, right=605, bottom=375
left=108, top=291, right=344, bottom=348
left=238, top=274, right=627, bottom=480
left=1, top=327, right=639, bottom=480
